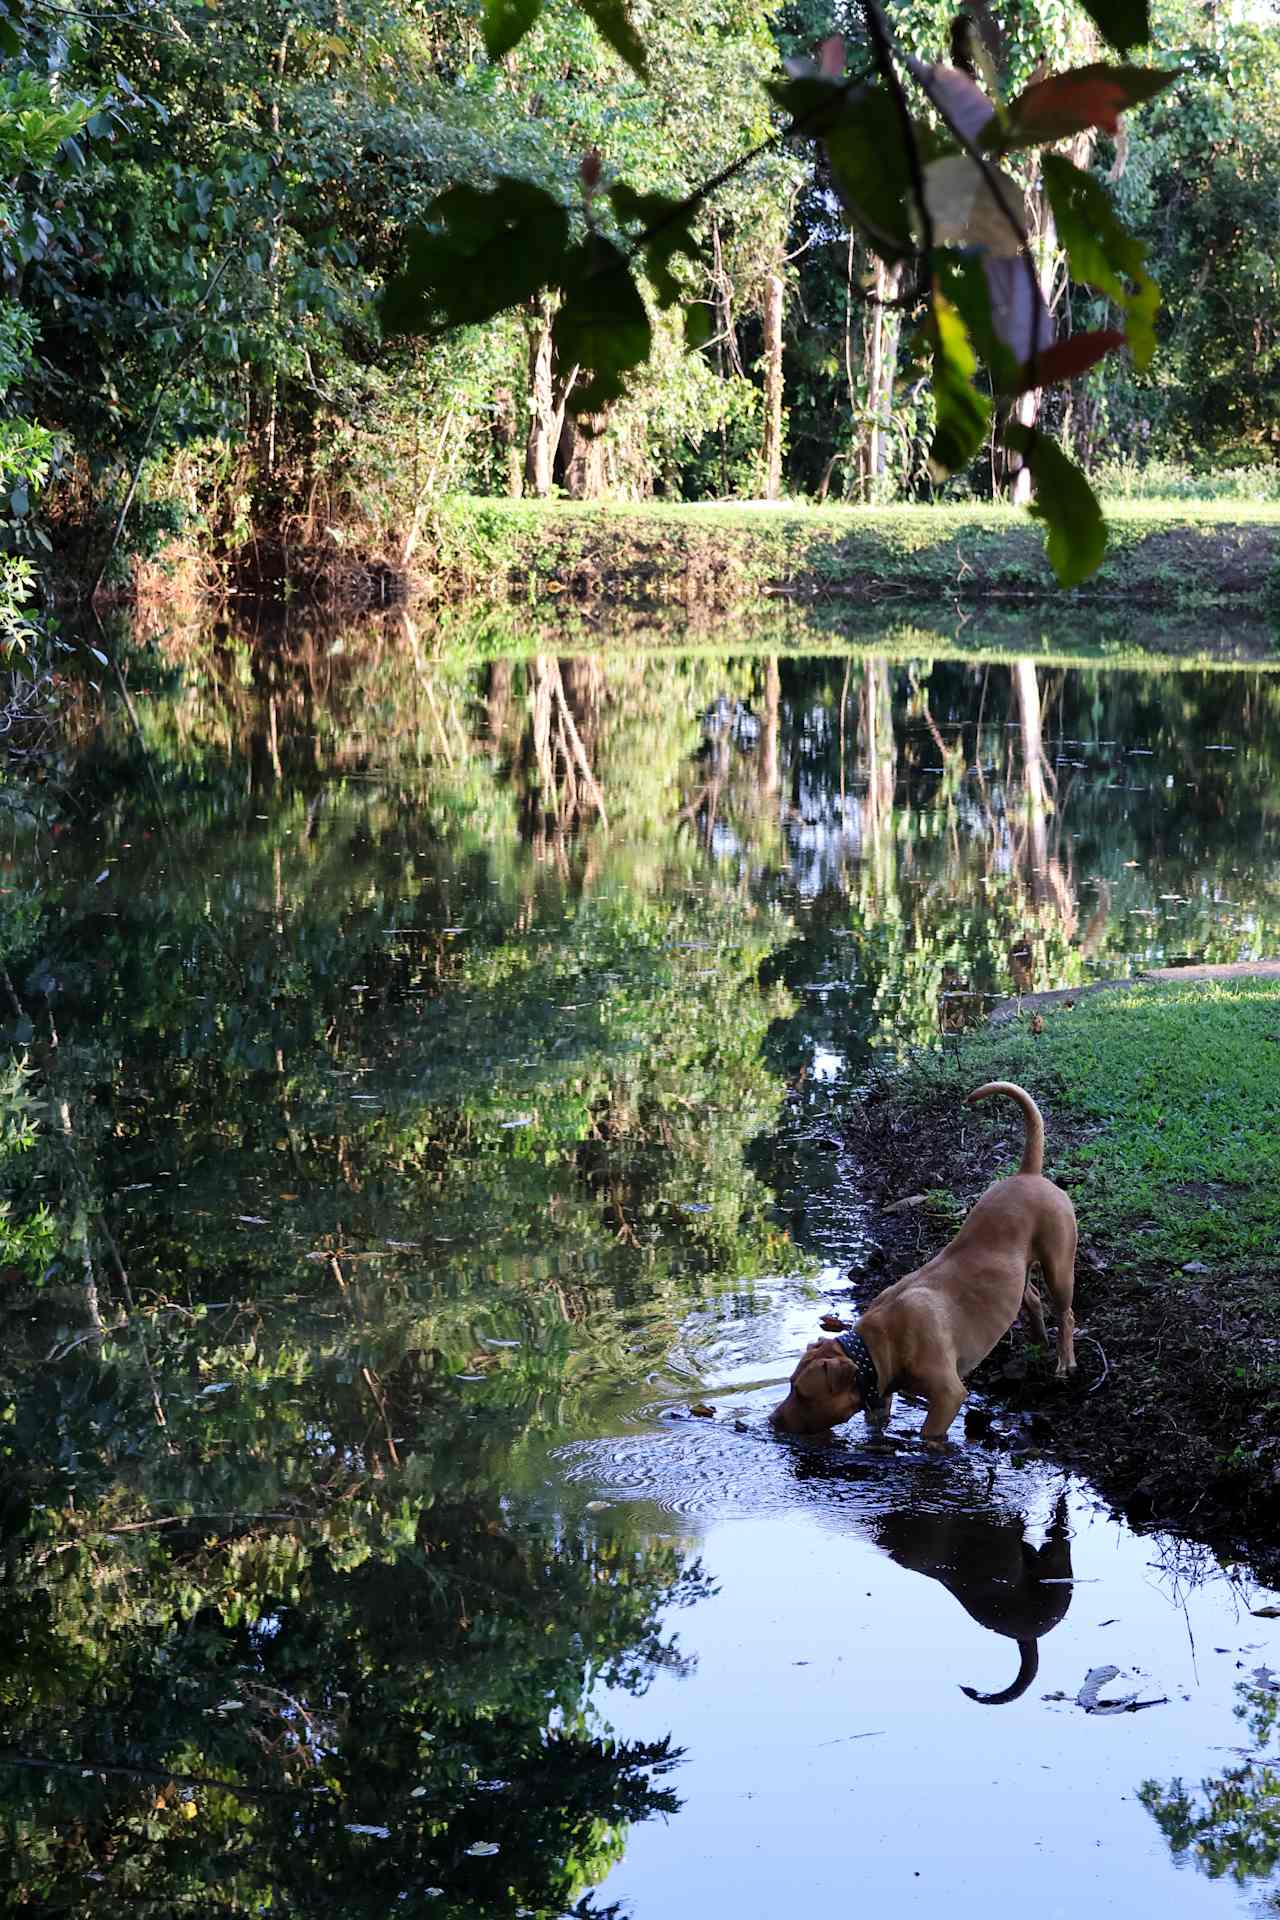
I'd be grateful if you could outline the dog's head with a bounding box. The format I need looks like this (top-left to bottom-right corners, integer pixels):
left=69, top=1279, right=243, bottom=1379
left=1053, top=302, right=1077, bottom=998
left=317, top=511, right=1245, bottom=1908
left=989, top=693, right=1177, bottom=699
left=770, top=1338, right=861, bottom=1435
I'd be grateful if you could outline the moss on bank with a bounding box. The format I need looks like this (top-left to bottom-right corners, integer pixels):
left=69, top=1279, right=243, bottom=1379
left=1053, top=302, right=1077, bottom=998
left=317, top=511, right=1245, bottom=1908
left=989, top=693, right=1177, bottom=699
left=425, top=498, right=1280, bottom=612
left=843, top=977, right=1280, bottom=1574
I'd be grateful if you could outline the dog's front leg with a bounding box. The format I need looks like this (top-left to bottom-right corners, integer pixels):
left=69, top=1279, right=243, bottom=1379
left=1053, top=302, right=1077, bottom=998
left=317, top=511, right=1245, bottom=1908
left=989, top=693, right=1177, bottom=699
left=866, top=1391, right=895, bottom=1433
left=919, top=1372, right=967, bottom=1446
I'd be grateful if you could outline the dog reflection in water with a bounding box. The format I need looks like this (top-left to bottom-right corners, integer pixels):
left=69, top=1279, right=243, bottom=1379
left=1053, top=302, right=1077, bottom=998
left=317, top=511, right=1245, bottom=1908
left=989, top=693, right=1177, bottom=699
left=873, top=1490, right=1073, bottom=1703
left=786, top=1444, right=1074, bottom=1703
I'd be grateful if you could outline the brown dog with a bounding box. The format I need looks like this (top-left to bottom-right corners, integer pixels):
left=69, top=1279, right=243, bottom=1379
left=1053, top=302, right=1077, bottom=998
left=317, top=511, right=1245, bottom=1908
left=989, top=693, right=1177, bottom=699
left=771, top=1082, right=1077, bottom=1444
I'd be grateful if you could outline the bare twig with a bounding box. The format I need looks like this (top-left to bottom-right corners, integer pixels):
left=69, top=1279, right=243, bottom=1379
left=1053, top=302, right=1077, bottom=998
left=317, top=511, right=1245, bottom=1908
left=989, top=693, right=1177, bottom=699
left=1077, top=1330, right=1109, bottom=1393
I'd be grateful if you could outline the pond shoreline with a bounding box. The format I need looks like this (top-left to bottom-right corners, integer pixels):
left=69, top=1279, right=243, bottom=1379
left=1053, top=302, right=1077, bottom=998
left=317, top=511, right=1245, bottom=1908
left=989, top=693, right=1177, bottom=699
left=420, top=498, right=1280, bottom=613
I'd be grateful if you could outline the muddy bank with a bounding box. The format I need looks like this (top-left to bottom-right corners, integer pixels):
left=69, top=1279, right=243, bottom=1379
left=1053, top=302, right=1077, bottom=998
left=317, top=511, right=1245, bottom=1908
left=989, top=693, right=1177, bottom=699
left=835, top=988, right=1280, bottom=1583
left=424, top=498, right=1280, bottom=613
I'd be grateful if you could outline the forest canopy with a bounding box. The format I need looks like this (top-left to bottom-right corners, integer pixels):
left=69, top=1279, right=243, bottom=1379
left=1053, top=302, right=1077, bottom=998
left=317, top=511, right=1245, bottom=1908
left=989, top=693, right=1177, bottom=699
left=0, top=0, right=1277, bottom=603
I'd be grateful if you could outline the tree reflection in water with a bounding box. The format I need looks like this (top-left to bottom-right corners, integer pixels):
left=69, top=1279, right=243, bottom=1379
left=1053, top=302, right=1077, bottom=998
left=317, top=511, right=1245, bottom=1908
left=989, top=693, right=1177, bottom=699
left=7, top=621, right=1280, bottom=1906
left=1140, top=1679, right=1280, bottom=1891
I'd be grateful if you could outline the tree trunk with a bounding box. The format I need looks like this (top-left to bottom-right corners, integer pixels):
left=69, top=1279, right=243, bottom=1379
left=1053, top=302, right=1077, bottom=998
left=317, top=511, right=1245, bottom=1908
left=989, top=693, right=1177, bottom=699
left=760, top=266, right=785, bottom=501
left=525, top=307, right=557, bottom=498
left=865, top=258, right=903, bottom=497
left=523, top=304, right=579, bottom=498
left=1007, top=129, right=1093, bottom=503
left=560, top=410, right=611, bottom=499
left=494, top=387, right=523, bottom=498
left=759, top=656, right=779, bottom=802
left=1013, top=658, right=1050, bottom=879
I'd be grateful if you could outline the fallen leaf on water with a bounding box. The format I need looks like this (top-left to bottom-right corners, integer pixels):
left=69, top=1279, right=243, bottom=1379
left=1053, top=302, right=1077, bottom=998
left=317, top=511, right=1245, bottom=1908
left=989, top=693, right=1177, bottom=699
left=819, top=1314, right=850, bottom=1332
left=689, top=1402, right=716, bottom=1419
left=1076, top=1664, right=1166, bottom=1714
left=1251, top=1607, right=1280, bottom=1619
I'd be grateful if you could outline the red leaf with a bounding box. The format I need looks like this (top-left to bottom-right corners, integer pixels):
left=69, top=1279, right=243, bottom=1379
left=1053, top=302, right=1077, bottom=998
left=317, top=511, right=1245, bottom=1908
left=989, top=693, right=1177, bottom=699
left=995, top=63, right=1175, bottom=147
left=1020, top=327, right=1126, bottom=389
left=818, top=33, right=845, bottom=77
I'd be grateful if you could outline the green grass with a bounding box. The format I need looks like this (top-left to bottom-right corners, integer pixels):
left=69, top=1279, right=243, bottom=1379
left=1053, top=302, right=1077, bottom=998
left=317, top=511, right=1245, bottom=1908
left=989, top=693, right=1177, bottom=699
left=424, top=496, right=1280, bottom=613
left=928, top=978, right=1280, bottom=1267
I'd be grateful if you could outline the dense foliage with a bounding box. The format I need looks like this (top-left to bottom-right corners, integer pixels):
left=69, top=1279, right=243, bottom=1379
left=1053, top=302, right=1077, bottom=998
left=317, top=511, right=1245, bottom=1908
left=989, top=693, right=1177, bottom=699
left=0, top=0, right=1274, bottom=607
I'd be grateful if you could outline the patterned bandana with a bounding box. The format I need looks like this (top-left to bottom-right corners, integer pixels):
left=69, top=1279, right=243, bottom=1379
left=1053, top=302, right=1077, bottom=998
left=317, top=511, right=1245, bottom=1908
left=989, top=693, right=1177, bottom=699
left=835, top=1328, right=884, bottom=1413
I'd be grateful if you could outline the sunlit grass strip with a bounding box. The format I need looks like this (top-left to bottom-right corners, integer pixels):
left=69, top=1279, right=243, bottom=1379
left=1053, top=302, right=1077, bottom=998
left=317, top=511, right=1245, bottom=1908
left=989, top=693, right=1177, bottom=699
left=923, top=977, right=1280, bottom=1267
left=426, top=496, right=1280, bottom=615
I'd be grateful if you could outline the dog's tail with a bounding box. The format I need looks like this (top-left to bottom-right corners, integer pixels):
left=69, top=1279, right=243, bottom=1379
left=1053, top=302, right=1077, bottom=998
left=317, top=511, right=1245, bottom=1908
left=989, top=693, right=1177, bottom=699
left=964, top=1081, right=1044, bottom=1177
left=960, top=1638, right=1039, bottom=1706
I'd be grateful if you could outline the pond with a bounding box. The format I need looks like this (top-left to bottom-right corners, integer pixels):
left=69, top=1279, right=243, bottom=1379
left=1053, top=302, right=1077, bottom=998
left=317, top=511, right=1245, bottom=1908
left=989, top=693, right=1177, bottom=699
left=3, top=615, right=1280, bottom=1913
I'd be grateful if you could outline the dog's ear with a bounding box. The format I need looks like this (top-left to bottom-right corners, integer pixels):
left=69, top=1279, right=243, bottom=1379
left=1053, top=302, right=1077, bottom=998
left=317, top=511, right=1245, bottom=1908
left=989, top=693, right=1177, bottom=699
left=789, top=1337, right=850, bottom=1380
left=788, top=1339, right=827, bottom=1386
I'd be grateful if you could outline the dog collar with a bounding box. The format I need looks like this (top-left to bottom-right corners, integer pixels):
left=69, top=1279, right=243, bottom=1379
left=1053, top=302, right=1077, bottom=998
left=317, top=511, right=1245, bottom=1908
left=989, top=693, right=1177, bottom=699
left=835, top=1329, right=883, bottom=1412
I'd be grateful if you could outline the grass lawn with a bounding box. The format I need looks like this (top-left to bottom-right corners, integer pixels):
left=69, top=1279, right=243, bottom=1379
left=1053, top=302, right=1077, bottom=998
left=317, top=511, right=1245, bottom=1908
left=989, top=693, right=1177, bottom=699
left=937, top=977, right=1280, bottom=1269
left=846, top=976, right=1280, bottom=1572
left=427, top=495, right=1280, bottom=613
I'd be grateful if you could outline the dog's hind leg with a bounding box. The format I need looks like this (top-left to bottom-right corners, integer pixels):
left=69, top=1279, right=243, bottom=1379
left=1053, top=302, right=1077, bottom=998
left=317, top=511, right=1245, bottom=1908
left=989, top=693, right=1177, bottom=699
left=1040, top=1244, right=1077, bottom=1379
left=1021, top=1278, right=1049, bottom=1348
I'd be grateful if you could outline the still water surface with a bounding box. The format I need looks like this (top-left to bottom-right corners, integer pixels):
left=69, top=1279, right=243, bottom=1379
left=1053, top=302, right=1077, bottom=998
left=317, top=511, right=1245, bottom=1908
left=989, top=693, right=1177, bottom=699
left=3, top=624, right=1280, bottom=1913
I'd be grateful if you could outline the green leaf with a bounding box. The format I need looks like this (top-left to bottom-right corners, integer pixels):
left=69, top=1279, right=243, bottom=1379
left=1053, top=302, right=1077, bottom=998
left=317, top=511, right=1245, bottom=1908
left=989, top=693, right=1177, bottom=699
left=1041, top=152, right=1159, bottom=368
left=928, top=292, right=991, bottom=475
left=765, top=72, right=854, bottom=133
left=933, top=253, right=1019, bottom=392
left=380, top=181, right=569, bottom=337
left=578, top=0, right=647, bottom=76
left=0, top=15, right=22, bottom=56
left=482, top=0, right=544, bottom=60
left=1005, top=422, right=1107, bottom=585
left=608, top=183, right=701, bottom=309
left=1075, top=0, right=1150, bottom=56
left=684, top=302, right=713, bottom=351
left=820, top=85, right=928, bottom=261
left=554, top=237, right=652, bottom=411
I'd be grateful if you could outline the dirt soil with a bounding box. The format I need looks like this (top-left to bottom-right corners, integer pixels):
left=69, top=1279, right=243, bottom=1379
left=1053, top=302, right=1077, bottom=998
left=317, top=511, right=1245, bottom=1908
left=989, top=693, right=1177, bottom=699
left=838, top=1076, right=1280, bottom=1585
